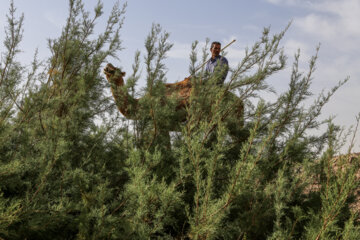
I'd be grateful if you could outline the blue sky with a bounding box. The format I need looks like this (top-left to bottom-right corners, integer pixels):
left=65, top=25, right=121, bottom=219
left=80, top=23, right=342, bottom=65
left=1, top=0, right=359, bottom=152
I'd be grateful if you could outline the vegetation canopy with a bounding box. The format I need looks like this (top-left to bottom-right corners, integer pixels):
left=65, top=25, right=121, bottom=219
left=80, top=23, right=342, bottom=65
left=0, top=1, right=359, bottom=239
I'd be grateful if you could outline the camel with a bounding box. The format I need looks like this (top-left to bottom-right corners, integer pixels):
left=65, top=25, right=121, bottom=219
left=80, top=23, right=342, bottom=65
left=103, top=63, right=193, bottom=121
left=103, top=63, right=245, bottom=140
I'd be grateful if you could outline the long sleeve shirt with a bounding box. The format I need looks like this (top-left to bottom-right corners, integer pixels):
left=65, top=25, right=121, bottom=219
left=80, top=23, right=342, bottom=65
left=205, top=55, right=229, bottom=84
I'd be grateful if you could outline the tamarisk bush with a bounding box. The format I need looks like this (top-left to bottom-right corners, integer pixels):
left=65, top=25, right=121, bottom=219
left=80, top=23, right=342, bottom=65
left=0, top=1, right=359, bottom=239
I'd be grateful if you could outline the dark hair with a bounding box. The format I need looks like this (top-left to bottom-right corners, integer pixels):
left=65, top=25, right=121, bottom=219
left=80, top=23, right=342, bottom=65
left=210, top=41, right=221, bottom=49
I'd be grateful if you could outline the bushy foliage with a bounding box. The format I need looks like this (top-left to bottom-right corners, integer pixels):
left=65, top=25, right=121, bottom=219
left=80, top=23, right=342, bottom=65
left=0, top=1, right=359, bottom=239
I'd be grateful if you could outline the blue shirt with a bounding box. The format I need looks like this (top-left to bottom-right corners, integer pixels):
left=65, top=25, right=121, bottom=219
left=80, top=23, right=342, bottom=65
left=205, top=55, right=229, bottom=84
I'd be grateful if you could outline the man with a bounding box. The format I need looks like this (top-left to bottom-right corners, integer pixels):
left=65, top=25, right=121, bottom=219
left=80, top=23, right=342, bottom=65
left=205, top=41, right=229, bottom=85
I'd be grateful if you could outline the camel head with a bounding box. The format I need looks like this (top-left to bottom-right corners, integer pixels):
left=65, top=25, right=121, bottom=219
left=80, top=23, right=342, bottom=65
left=103, top=63, right=126, bottom=84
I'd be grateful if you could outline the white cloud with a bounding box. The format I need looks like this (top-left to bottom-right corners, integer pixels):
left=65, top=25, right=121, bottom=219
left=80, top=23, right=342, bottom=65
left=294, top=0, right=360, bottom=50
left=294, top=14, right=337, bottom=39
left=284, top=39, right=311, bottom=59
left=273, top=0, right=360, bottom=84
left=265, top=0, right=302, bottom=6
left=167, top=40, right=210, bottom=60
left=310, top=0, right=360, bottom=31
left=269, top=0, right=360, bottom=41
left=167, top=42, right=192, bottom=59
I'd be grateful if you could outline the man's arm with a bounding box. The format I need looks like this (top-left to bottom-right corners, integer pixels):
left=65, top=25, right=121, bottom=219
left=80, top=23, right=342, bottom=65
left=218, top=57, right=229, bottom=84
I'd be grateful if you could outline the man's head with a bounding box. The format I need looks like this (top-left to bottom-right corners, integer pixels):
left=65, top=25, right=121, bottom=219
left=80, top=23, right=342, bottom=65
left=210, top=41, right=221, bottom=59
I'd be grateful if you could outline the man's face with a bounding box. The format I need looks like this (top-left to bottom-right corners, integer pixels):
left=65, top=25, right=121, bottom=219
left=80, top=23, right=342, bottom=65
left=210, top=43, right=221, bottom=58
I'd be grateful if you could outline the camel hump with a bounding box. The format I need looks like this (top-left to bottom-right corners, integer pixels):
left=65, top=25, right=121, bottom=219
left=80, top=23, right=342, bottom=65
left=48, top=68, right=60, bottom=76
